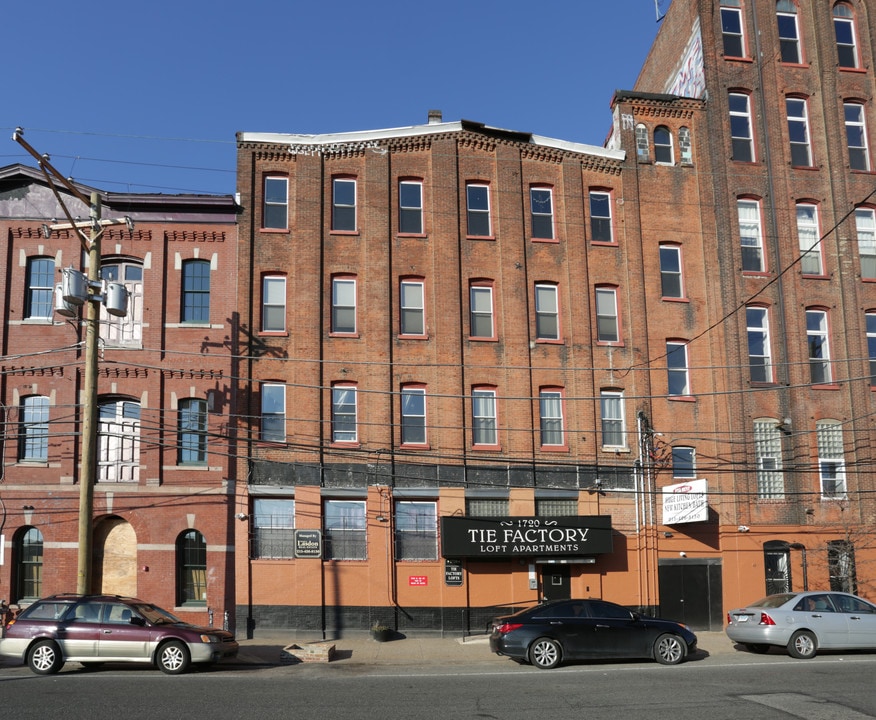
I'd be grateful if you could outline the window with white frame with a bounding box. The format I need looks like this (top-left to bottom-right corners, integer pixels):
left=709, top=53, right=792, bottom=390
left=659, top=245, right=684, bottom=298
left=535, top=283, right=560, bottom=340
left=394, top=501, right=438, bottom=560
left=635, top=124, right=650, bottom=162
left=263, top=176, right=288, bottom=230
left=666, top=341, right=690, bottom=396
left=253, top=498, right=295, bottom=559
left=844, top=102, right=870, bottom=171
left=472, top=388, right=498, bottom=446
left=721, top=0, right=745, bottom=57
left=399, top=180, right=423, bottom=234
left=786, top=98, right=812, bottom=167
left=470, top=283, right=495, bottom=338
left=400, top=386, right=427, bottom=445
left=589, top=191, right=613, bottom=242
left=331, top=276, right=357, bottom=334
left=97, top=399, right=140, bottom=483
left=181, top=259, right=210, bottom=324
left=654, top=126, right=674, bottom=164
left=834, top=3, right=859, bottom=69
left=260, top=383, right=286, bottom=443
left=747, top=306, right=773, bottom=383
left=178, top=398, right=207, bottom=465
left=866, top=312, right=876, bottom=386
left=856, top=208, right=876, bottom=279
left=530, top=187, right=554, bottom=239
left=807, top=309, right=832, bottom=384
left=19, top=395, right=49, bottom=462
left=466, top=183, right=492, bottom=237
left=817, top=420, right=847, bottom=498
left=262, top=275, right=286, bottom=332
left=400, top=279, right=425, bottom=336
left=672, top=446, right=695, bottom=478
left=25, top=257, right=54, bottom=319
left=797, top=203, right=822, bottom=275
left=754, top=419, right=784, bottom=498
left=600, top=390, right=625, bottom=448
left=100, top=261, right=143, bottom=348
left=777, top=0, right=802, bottom=64
left=331, top=385, right=357, bottom=443
left=539, top=389, right=565, bottom=447
left=324, top=500, right=367, bottom=560
left=332, top=178, right=357, bottom=231
left=729, top=92, right=755, bottom=162
left=738, top=198, right=765, bottom=272
left=595, top=287, right=619, bottom=343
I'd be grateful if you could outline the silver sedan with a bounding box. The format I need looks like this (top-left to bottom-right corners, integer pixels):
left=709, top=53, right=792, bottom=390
left=726, top=591, right=876, bottom=658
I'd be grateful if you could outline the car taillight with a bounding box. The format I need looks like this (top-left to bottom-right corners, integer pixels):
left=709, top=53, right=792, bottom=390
left=759, top=612, right=776, bottom=626
left=726, top=612, right=731, bottom=625
left=497, top=622, right=523, bottom=635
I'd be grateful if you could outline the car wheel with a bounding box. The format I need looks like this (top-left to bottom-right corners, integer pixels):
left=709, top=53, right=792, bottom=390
left=654, top=633, right=686, bottom=665
left=787, top=630, right=817, bottom=659
left=27, top=639, right=65, bottom=675
left=156, top=640, right=190, bottom=674
left=744, top=643, right=770, bottom=654
left=529, top=637, right=562, bottom=669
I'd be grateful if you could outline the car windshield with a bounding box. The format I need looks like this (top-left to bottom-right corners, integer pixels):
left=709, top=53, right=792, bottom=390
left=747, top=594, right=796, bottom=608
left=133, top=603, right=185, bottom=625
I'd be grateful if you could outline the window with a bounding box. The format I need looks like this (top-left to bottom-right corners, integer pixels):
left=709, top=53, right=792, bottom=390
left=635, top=124, right=650, bottom=162
left=679, top=126, right=693, bottom=163
left=466, top=497, right=509, bottom=516
left=600, top=391, right=625, bottom=448
left=828, top=540, right=857, bottom=594
left=400, top=279, right=425, bottom=336
left=867, top=312, right=876, bottom=385
left=331, top=276, right=357, bottom=334
left=262, top=275, right=286, bottom=332
left=19, top=395, right=49, bottom=462
left=100, top=261, right=143, bottom=347
left=739, top=199, right=765, bottom=272
left=672, top=446, right=696, bottom=478
left=176, top=530, right=206, bottom=606
left=97, top=399, right=140, bottom=483
left=666, top=341, right=690, bottom=396
left=659, top=245, right=684, bottom=298
left=400, top=386, right=427, bottom=445
left=395, top=501, right=438, bottom=560
left=844, top=102, right=870, bottom=171
left=332, top=178, right=356, bottom=231
left=263, top=176, right=288, bottom=230
left=181, top=259, right=210, bottom=323
left=747, top=306, right=773, bottom=383
left=817, top=420, right=846, bottom=498
left=535, top=284, right=560, bottom=340
left=253, top=498, right=295, bottom=559
left=786, top=98, right=812, bottom=167
left=25, top=257, right=54, bottom=319
left=539, top=389, right=565, bottom=447
left=754, top=419, right=784, bottom=498
left=470, top=283, right=495, bottom=338
left=324, top=499, right=366, bottom=560
left=729, top=92, right=755, bottom=162
left=472, top=388, right=498, bottom=446
left=807, top=309, right=832, bottom=384
left=777, top=0, right=802, bottom=64
left=654, top=126, right=674, bottom=164
left=856, top=208, right=876, bottom=278
left=721, top=0, right=745, bottom=57
left=178, top=398, right=207, bottom=465
left=261, top=383, right=285, bottom=442
left=589, top=191, right=613, bottom=242
left=530, top=187, right=554, bottom=239
left=536, top=498, right=577, bottom=516
left=797, top=203, right=822, bottom=275
left=595, top=287, right=619, bottom=343
left=399, top=180, right=423, bottom=234
left=764, top=541, right=791, bottom=594
left=332, top=385, right=357, bottom=443
left=834, top=3, right=859, bottom=69
left=14, top=527, right=43, bottom=602
left=466, top=183, right=492, bottom=237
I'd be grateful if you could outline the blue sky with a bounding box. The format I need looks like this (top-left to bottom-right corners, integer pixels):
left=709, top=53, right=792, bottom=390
left=4, top=1, right=666, bottom=196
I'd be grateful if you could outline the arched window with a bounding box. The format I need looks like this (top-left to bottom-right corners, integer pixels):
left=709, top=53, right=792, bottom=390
left=654, top=126, right=674, bottom=164
left=100, top=259, right=143, bottom=348
left=98, top=398, right=141, bottom=483
left=14, top=527, right=43, bottom=602
left=834, top=2, right=859, bottom=69
left=777, top=0, right=802, bottom=64
left=764, top=540, right=791, bottom=594
left=176, top=530, right=207, bottom=606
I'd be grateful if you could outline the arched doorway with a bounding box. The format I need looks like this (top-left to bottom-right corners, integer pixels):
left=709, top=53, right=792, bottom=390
left=93, top=516, right=137, bottom=596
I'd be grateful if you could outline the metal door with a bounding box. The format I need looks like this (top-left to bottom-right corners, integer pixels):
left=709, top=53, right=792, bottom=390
left=540, top=565, right=571, bottom=601
left=658, top=558, right=723, bottom=631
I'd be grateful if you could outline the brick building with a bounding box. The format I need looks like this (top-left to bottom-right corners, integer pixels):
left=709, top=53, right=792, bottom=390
left=0, top=163, right=239, bottom=628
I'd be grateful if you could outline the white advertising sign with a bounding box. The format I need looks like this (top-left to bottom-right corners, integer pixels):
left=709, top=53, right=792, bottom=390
left=662, top=479, right=708, bottom=525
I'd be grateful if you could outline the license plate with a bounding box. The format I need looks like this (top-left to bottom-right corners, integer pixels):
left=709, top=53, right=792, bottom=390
left=736, top=615, right=749, bottom=622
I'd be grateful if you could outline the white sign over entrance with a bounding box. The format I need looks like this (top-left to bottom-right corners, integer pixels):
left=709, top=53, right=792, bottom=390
left=662, top=479, right=708, bottom=525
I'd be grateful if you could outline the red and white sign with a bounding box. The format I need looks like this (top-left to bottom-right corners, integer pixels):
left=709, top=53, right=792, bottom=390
left=408, top=575, right=428, bottom=586
left=662, top=479, right=708, bottom=525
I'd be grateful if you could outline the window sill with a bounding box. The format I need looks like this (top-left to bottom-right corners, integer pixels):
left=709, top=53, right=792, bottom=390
left=535, top=338, right=565, bottom=345
left=397, top=233, right=428, bottom=239
left=602, top=446, right=630, bottom=453
left=800, top=273, right=829, bottom=280
left=468, top=336, right=498, bottom=342
left=779, top=62, right=810, bottom=69
left=539, top=445, right=569, bottom=453
left=595, top=340, right=624, bottom=347
left=810, top=383, right=840, bottom=391
left=741, top=271, right=771, bottom=278
left=668, top=396, right=696, bottom=402
left=329, top=332, right=360, bottom=338
left=590, top=240, right=617, bottom=247
left=400, top=443, right=431, bottom=451
left=850, top=168, right=876, bottom=175
left=723, top=55, right=752, bottom=63
left=330, top=441, right=361, bottom=449
left=838, top=66, right=867, bottom=73
left=398, top=333, right=429, bottom=341
left=789, top=164, right=818, bottom=171
left=329, top=230, right=359, bottom=236
left=259, top=228, right=289, bottom=234
left=471, top=444, right=502, bottom=452
left=661, top=296, right=689, bottom=303
left=466, top=235, right=496, bottom=241
left=532, top=237, right=560, bottom=244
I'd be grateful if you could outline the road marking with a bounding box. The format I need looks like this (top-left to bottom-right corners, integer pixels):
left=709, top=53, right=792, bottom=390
left=740, top=693, right=876, bottom=720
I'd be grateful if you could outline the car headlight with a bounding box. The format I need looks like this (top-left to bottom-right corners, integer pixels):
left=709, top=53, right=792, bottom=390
left=199, top=634, right=219, bottom=643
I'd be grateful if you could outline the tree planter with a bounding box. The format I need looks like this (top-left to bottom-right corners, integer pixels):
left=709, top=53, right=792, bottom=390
left=371, top=626, right=393, bottom=642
